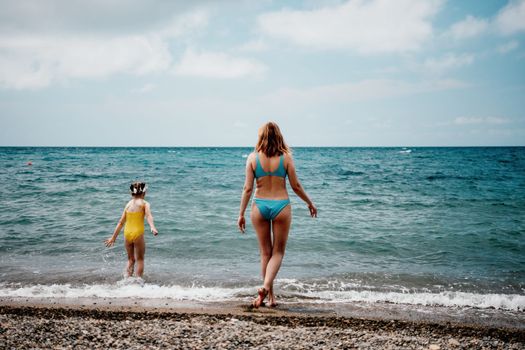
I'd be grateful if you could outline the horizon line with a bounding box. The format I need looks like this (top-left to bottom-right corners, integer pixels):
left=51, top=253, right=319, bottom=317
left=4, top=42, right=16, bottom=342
left=1, top=145, right=524, bottom=148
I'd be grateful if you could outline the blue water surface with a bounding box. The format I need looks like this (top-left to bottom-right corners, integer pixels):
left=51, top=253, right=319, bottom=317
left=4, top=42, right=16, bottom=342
left=0, top=147, right=524, bottom=295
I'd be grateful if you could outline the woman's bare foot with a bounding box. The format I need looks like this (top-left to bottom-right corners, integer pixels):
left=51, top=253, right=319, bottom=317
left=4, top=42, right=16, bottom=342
left=252, top=287, right=268, bottom=308
left=267, top=286, right=278, bottom=307
left=268, top=295, right=278, bottom=308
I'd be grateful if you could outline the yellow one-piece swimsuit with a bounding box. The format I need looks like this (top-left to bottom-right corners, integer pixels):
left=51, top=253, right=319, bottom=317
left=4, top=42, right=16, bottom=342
left=123, top=208, right=145, bottom=243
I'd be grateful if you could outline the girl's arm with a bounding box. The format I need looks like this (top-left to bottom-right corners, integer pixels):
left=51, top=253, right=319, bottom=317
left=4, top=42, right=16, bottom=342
left=145, top=201, right=158, bottom=236
left=238, top=153, right=255, bottom=233
left=286, top=155, right=317, bottom=218
left=105, top=209, right=127, bottom=247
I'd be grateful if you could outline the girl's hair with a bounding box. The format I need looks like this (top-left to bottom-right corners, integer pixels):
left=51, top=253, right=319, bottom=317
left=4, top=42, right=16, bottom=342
left=255, top=122, right=291, bottom=157
left=130, top=182, right=147, bottom=196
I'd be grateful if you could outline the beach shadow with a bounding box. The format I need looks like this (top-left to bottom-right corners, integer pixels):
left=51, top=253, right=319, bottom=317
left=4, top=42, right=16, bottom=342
left=241, top=303, right=279, bottom=314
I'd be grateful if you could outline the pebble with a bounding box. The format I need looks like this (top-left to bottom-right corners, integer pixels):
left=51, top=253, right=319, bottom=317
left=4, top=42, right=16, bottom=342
left=448, top=338, right=460, bottom=347
left=0, top=306, right=523, bottom=350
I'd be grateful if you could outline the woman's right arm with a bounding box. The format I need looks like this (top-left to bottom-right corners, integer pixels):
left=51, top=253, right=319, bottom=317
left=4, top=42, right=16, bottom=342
left=238, top=153, right=255, bottom=233
left=287, top=155, right=317, bottom=218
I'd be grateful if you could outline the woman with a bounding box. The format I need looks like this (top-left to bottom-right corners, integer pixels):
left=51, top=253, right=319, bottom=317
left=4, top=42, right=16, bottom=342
left=238, top=122, right=317, bottom=308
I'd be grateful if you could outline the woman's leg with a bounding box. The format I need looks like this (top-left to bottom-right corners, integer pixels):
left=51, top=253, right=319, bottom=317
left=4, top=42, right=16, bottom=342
left=263, top=205, right=292, bottom=304
left=251, top=204, right=272, bottom=281
left=251, top=204, right=272, bottom=305
left=134, top=235, right=146, bottom=278
left=124, top=240, right=135, bottom=277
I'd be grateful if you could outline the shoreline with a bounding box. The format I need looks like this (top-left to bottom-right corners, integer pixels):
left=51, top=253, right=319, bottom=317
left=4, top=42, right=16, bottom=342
left=2, top=295, right=524, bottom=330
left=1, top=298, right=524, bottom=349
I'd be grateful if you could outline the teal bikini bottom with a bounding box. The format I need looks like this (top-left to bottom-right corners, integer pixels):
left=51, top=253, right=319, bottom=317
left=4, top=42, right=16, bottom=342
left=254, top=198, right=290, bottom=221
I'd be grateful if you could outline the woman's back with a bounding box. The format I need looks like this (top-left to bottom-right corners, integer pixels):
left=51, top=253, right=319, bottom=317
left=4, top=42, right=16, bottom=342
left=253, top=152, right=288, bottom=200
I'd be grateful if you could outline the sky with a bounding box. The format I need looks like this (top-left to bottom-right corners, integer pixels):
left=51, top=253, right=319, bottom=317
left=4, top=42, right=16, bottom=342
left=0, top=0, right=524, bottom=146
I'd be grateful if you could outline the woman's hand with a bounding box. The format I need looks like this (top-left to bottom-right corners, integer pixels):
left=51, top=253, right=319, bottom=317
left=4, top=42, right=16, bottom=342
left=308, top=203, right=318, bottom=218
left=237, top=215, right=246, bottom=234
left=104, top=237, right=115, bottom=247
left=151, top=228, right=159, bottom=236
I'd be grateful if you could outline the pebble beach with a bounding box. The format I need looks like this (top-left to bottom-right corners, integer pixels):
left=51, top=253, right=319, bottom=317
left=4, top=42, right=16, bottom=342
left=1, top=303, right=524, bottom=349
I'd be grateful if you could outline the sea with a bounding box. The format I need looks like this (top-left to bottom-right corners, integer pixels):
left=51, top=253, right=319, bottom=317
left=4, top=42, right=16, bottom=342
left=0, top=147, right=524, bottom=313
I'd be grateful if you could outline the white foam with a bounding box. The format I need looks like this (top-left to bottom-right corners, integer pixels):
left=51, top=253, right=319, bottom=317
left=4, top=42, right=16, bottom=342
left=303, top=290, right=525, bottom=311
left=116, top=277, right=145, bottom=287
left=1, top=282, right=523, bottom=311
left=276, top=278, right=525, bottom=311
left=0, top=283, right=252, bottom=302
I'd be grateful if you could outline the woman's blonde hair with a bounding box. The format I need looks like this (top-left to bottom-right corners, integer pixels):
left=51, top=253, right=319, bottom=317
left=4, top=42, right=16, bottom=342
left=255, top=121, right=291, bottom=157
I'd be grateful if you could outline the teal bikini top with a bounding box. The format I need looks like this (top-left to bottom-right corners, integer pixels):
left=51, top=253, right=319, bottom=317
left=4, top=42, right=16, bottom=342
left=254, top=153, right=287, bottom=179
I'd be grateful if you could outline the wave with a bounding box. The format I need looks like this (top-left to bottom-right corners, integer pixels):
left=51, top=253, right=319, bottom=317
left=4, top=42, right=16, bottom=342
left=426, top=173, right=481, bottom=181
left=338, top=170, right=364, bottom=176
left=1, top=281, right=523, bottom=311
left=0, top=282, right=251, bottom=302
left=303, top=290, right=525, bottom=311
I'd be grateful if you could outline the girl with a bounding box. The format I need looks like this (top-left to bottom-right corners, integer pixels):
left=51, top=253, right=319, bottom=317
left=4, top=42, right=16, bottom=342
left=105, top=182, right=158, bottom=278
left=238, top=122, right=317, bottom=308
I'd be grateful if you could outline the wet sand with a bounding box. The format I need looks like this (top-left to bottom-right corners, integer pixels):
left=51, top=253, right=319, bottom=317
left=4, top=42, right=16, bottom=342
left=1, top=298, right=524, bottom=349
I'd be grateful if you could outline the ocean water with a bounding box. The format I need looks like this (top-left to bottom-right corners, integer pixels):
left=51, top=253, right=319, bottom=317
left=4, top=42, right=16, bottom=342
left=0, top=147, right=524, bottom=311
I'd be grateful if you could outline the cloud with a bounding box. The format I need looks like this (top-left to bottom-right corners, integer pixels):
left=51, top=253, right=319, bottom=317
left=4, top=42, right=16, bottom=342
left=421, top=53, right=474, bottom=74
left=133, top=83, right=156, bottom=94
left=447, top=15, right=488, bottom=40
left=173, top=49, right=267, bottom=79
left=236, top=39, right=270, bottom=52
left=262, top=78, right=468, bottom=105
left=0, top=34, right=172, bottom=89
left=0, top=9, right=208, bottom=89
left=257, top=0, right=442, bottom=54
left=233, top=121, right=248, bottom=128
left=453, top=116, right=510, bottom=125
left=156, top=10, right=209, bottom=39
left=498, top=40, right=519, bottom=54
left=447, top=0, right=525, bottom=40
left=0, top=1, right=202, bottom=34
left=495, top=0, right=525, bottom=35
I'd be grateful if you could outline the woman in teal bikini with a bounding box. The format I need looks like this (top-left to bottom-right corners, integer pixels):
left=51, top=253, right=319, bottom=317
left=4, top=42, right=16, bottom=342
left=238, top=121, right=317, bottom=308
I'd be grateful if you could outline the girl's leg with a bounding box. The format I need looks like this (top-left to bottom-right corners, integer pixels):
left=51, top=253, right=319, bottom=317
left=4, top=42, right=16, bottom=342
left=263, top=205, right=291, bottom=305
left=134, top=235, right=146, bottom=278
left=251, top=204, right=272, bottom=305
left=124, top=240, right=135, bottom=277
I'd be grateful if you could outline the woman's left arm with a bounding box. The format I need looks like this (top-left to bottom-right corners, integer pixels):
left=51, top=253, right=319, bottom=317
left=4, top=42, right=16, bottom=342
left=238, top=154, right=255, bottom=233
left=286, top=154, right=317, bottom=218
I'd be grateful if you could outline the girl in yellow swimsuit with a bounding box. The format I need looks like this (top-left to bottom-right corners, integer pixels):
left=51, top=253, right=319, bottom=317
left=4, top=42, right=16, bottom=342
left=105, top=182, right=158, bottom=278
